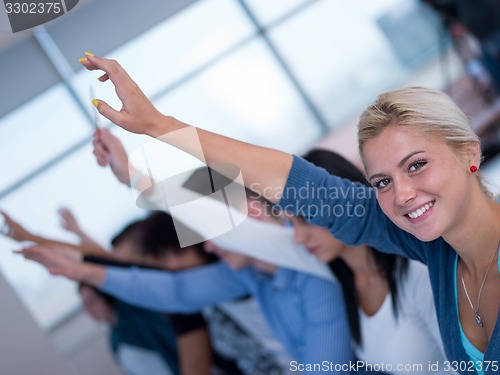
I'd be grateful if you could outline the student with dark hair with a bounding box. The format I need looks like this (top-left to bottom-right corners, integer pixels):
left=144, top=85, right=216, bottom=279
left=86, top=220, right=186, bottom=375
left=96, top=211, right=291, bottom=375
left=20, top=207, right=354, bottom=374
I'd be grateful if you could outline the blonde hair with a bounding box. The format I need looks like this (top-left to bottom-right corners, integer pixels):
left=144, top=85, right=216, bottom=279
left=358, top=87, right=480, bottom=158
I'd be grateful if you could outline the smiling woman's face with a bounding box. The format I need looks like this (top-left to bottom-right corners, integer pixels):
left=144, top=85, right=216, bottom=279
left=362, top=126, right=478, bottom=242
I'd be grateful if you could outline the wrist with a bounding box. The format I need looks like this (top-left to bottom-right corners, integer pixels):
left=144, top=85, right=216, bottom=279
left=29, top=234, right=45, bottom=244
left=78, top=263, right=106, bottom=287
left=147, top=115, right=181, bottom=138
left=127, top=169, right=143, bottom=189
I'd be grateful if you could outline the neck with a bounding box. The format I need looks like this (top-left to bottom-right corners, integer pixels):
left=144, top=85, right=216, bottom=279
left=444, top=187, right=500, bottom=275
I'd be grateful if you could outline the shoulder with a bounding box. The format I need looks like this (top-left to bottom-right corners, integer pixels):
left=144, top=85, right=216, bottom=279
left=283, top=268, right=343, bottom=303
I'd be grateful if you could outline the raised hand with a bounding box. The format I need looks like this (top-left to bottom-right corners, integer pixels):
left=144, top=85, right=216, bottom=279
left=93, top=128, right=131, bottom=184
left=79, top=53, right=293, bottom=204
left=80, top=54, right=166, bottom=136
left=58, top=207, right=83, bottom=235
left=15, top=244, right=84, bottom=280
left=0, top=211, right=35, bottom=242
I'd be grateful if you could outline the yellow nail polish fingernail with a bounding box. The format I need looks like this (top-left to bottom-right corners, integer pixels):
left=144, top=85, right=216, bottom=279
left=85, top=52, right=95, bottom=57
left=92, top=99, right=99, bottom=108
left=79, top=57, right=88, bottom=63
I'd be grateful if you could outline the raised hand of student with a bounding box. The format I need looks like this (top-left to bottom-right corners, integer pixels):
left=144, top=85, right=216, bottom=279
left=0, top=211, right=35, bottom=243
left=80, top=53, right=293, bottom=203
left=80, top=54, right=166, bottom=136
left=58, top=207, right=83, bottom=235
left=93, top=128, right=131, bottom=184
left=15, top=244, right=85, bottom=280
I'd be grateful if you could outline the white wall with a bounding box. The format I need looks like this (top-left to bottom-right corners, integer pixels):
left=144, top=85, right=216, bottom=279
left=0, top=271, right=76, bottom=375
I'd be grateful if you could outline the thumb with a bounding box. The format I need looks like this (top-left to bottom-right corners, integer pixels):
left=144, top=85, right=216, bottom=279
left=93, top=99, right=125, bottom=128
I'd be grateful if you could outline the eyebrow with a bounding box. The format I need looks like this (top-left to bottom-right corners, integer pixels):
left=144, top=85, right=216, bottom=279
left=368, top=151, right=425, bottom=182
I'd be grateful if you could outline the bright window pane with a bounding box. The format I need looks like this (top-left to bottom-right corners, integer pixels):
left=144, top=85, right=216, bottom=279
left=0, top=141, right=144, bottom=329
left=269, top=0, right=440, bottom=127
left=71, top=0, right=256, bottom=107
left=0, top=84, right=91, bottom=193
left=243, top=0, right=312, bottom=26
left=153, top=39, right=323, bottom=154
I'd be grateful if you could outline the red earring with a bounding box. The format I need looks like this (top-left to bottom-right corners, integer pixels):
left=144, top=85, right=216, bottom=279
left=470, top=165, right=478, bottom=173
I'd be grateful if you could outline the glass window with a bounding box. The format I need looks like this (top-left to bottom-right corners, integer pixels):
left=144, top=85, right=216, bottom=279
left=0, top=140, right=144, bottom=329
left=243, top=0, right=312, bottom=26
left=153, top=39, right=323, bottom=154
left=71, top=0, right=256, bottom=104
left=0, top=84, right=91, bottom=194
left=268, top=0, right=438, bottom=127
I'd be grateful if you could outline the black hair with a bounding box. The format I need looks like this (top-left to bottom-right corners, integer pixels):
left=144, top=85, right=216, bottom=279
left=111, top=211, right=217, bottom=264
left=302, top=149, right=409, bottom=346
left=111, top=220, right=143, bottom=249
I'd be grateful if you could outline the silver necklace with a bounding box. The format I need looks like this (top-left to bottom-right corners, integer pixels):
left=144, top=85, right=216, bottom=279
left=460, top=240, right=500, bottom=328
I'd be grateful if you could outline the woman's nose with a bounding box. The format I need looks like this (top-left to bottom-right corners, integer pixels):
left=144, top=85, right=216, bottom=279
left=293, top=224, right=308, bottom=244
left=393, top=178, right=416, bottom=207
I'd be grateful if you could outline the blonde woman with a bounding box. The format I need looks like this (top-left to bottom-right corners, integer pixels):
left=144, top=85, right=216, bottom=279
left=21, top=55, right=500, bottom=375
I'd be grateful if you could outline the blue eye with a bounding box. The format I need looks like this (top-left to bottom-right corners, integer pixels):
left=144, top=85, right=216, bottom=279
left=373, top=178, right=390, bottom=190
left=409, top=160, right=427, bottom=172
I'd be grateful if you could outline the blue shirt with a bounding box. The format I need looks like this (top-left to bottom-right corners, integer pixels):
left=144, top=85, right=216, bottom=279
left=101, top=261, right=353, bottom=374
left=275, top=155, right=500, bottom=375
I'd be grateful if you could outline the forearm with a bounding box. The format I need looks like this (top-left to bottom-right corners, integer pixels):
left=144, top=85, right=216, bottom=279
left=148, top=116, right=293, bottom=204
left=41, top=239, right=108, bottom=258
left=29, top=235, right=85, bottom=252
left=100, top=263, right=247, bottom=313
left=70, top=230, right=108, bottom=255
left=73, top=262, right=107, bottom=287
left=77, top=242, right=109, bottom=256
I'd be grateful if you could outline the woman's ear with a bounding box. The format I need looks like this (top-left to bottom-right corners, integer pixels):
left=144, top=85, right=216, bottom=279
left=466, top=142, right=482, bottom=167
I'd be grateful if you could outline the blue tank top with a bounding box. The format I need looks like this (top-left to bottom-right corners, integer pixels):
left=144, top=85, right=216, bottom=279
left=454, top=252, right=500, bottom=375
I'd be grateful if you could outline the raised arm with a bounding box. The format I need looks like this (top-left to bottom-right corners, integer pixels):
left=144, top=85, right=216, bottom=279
left=0, top=211, right=108, bottom=255
left=57, top=207, right=108, bottom=255
left=81, top=54, right=292, bottom=203
left=92, top=128, right=155, bottom=195
left=17, top=244, right=249, bottom=313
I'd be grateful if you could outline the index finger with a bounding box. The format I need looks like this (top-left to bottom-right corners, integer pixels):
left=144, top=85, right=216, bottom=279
left=85, top=55, right=134, bottom=89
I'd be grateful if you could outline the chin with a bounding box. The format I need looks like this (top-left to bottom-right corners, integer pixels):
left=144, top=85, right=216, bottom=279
left=318, top=254, right=335, bottom=263
left=411, top=229, right=441, bottom=242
